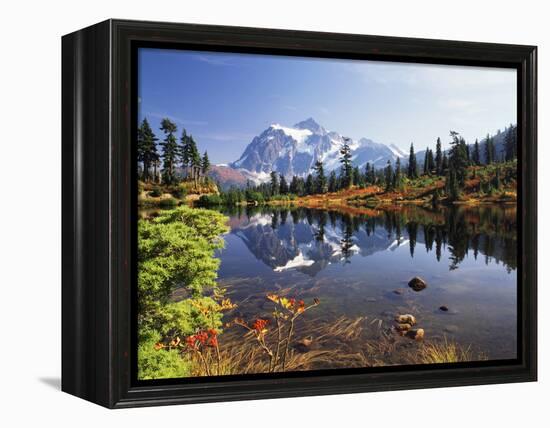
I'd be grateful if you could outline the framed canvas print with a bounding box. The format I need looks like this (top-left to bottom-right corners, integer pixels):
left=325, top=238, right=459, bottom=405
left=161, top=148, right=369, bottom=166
left=62, top=19, right=537, bottom=408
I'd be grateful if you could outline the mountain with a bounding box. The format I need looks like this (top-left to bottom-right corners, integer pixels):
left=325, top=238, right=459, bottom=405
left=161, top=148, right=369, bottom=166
left=230, top=118, right=405, bottom=182
left=207, top=165, right=249, bottom=190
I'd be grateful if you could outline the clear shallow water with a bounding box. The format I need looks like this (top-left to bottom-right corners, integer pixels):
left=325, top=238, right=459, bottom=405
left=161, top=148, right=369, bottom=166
left=215, top=204, right=517, bottom=362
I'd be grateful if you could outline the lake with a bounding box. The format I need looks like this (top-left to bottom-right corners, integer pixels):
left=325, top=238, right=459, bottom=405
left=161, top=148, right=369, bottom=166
left=212, top=203, right=517, bottom=366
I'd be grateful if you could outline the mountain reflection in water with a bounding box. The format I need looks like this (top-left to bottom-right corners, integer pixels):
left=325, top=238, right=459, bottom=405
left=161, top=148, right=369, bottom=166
left=220, top=204, right=517, bottom=276
left=213, top=204, right=517, bottom=362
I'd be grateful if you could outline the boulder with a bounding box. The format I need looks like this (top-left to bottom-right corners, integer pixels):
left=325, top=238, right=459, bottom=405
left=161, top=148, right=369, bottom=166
left=395, top=314, right=416, bottom=325
left=439, top=305, right=449, bottom=312
left=406, top=328, right=425, bottom=341
left=395, top=323, right=412, bottom=331
left=408, top=276, right=428, bottom=292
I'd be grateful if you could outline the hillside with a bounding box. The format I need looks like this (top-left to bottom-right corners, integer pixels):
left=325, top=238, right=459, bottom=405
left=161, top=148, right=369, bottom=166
left=208, top=165, right=249, bottom=190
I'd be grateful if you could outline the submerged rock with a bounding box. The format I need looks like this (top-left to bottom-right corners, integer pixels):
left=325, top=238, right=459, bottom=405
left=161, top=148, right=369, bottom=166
left=408, top=276, right=428, bottom=292
left=439, top=305, right=449, bottom=312
left=406, top=328, right=425, bottom=341
left=395, top=323, right=412, bottom=332
left=298, top=336, right=313, bottom=347
left=395, top=314, right=417, bottom=325
left=393, top=289, right=403, bottom=295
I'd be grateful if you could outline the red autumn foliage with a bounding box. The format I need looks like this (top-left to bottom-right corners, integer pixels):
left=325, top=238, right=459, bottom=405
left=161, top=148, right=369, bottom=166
left=252, top=319, right=269, bottom=332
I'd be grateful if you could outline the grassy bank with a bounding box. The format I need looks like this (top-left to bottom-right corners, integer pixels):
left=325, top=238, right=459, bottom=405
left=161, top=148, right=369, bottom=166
left=138, top=179, right=219, bottom=208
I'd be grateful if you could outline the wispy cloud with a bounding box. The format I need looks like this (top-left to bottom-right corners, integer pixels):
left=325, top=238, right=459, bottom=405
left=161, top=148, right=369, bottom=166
left=343, top=60, right=515, bottom=90
left=194, top=54, right=235, bottom=67
left=196, top=132, right=255, bottom=142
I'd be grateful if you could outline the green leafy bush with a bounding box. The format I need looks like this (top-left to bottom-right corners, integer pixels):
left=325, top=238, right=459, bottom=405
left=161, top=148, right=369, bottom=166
left=137, top=331, right=192, bottom=380
left=172, top=185, right=188, bottom=199
left=197, top=194, right=223, bottom=206
left=246, top=191, right=265, bottom=204
left=149, top=186, right=162, bottom=197
left=137, top=206, right=228, bottom=334
left=159, top=197, right=178, bottom=208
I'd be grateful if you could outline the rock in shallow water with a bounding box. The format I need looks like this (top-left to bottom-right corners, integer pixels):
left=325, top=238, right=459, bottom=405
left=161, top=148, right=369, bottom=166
left=395, top=323, right=412, bottom=331
left=439, top=305, right=449, bottom=312
left=406, top=328, right=425, bottom=341
left=395, top=314, right=417, bottom=325
left=408, top=276, right=428, bottom=292
left=297, top=336, right=313, bottom=347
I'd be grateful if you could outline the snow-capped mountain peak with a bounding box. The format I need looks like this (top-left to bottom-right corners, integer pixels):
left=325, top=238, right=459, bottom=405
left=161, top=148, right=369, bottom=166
left=230, top=118, right=406, bottom=182
left=389, top=144, right=407, bottom=158
left=293, top=117, right=326, bottom=135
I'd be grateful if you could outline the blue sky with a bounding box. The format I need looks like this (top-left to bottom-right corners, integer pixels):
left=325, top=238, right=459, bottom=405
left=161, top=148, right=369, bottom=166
left=138, top=48, right=517, bottom=165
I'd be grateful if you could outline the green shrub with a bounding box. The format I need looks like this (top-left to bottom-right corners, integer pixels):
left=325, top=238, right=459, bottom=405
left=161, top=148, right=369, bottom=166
left=198, top=194, right=223, bottom=206
left=246, top=191, right=265, bottom=204
left=159, top=197, right=178, bottom=208
left=137, top=332, right=192, bottom=380
left=149, top=186, right=163, bottom=197
left=172, top=185, right=188, bottom=199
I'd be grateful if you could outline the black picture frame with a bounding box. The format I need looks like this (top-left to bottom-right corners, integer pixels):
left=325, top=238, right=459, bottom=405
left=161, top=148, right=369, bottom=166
left=62, top=19, right=537, bottom=408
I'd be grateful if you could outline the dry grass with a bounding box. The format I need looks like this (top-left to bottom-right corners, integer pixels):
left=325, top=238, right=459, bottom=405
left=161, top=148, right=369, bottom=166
left=416, top=337, right=487, bottom=364
left=185, top=318, right=487, bottom=376
left=186, top=316, right=375, bottom=376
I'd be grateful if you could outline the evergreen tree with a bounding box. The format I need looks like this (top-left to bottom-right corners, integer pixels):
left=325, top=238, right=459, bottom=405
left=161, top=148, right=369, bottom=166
left=393, top=157, right=402, bottom=190
left=384, top=160, right=393, bottom=191
left=353, top=166, right=363, bottom=187
left=270, top=171, right=279, bottom=196
left=442, top=153, right=449, bottom=171
left=289, top=176, right=301, bottom=195
left=446, top=169, right=460, bottom=201
left=328, top=170, right=338, bottom=192
left=339, top=137, right=354, bottom=187
left=159, top=118, right=178, bottom=184
left=493, top=166, right=501, bottom=189
left=435, top=137, right=443, bottom=175
left=279, top=174, right=289, bottom=194
left=137, top=118, right=158, bottom=182
left=312, top=160, right=327, bottom=194
left=188, top=135, right=201, bottom=185
left=504, top=125, right=517, bottom=161
left=201, top=151, right=210, bottom=182
left=369, top=163, right=376, bottom=184
left=485, top=134, right=494, bottom=164
left=179, top=128, right=190, bottom=178
left=427, top=149, right=435, bottom=173
left=364, top=162, right=372, bottom=184
left=473, top=139, right=481, bottom=165
left=448, top=131, right=468, bottom=186
left=423, top=147, right=429, bottom=175
left=305, top=173, right=315, bottom=195
left=408, top=143, right=418, bottom=179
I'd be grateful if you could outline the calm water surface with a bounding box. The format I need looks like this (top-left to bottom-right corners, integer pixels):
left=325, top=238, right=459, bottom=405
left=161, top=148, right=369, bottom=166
left=214, top=204, right=517, bottom=362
